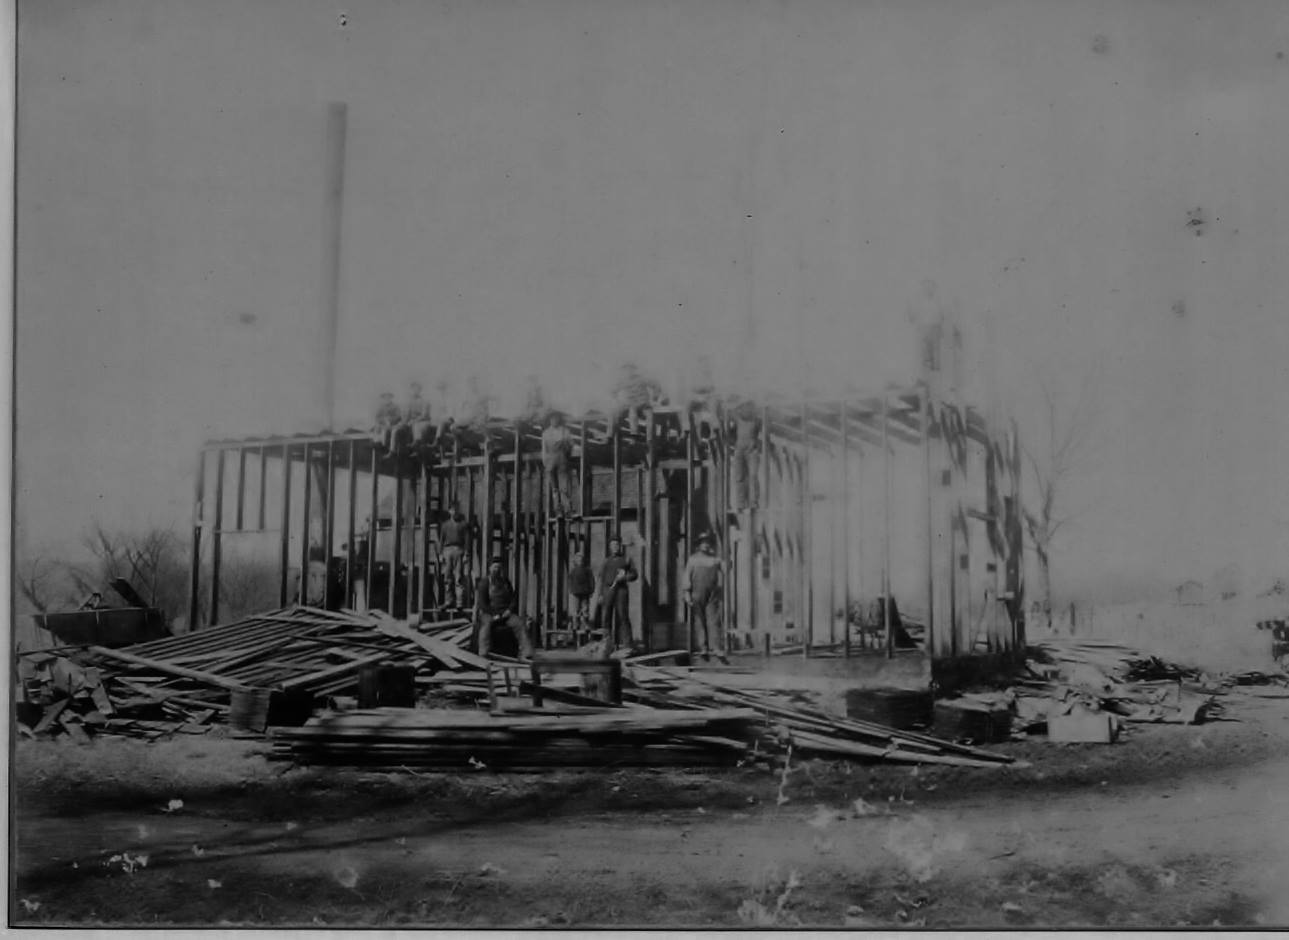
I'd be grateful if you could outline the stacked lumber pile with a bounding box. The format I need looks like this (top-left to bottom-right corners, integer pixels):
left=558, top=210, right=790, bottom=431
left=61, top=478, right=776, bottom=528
left=271, top=707, right=763, bottom=770
left=15, top=607, right=477, bottom=741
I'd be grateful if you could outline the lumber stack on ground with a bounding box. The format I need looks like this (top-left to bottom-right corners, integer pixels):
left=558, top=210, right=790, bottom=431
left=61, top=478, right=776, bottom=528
left=270, top=706, right=760, bottom=768
left=15, top=607, right=476, bottom=741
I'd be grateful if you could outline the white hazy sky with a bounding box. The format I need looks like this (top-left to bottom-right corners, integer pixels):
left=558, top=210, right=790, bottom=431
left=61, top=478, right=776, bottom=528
left=15, top=0, right=1289, bottom=595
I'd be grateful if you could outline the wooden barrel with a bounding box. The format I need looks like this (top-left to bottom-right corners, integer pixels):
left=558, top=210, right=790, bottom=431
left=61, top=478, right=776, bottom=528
left=230, top=688, right=273, bottom=733
left=357, top=665, right=417, bottom=709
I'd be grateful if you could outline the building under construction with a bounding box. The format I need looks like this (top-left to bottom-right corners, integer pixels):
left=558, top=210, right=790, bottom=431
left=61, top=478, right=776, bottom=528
left=188, top=329, right=1025, bottom=686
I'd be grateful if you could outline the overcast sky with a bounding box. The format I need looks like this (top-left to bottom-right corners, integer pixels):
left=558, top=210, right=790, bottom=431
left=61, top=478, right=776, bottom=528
left=15, top=0, right=1289, bottom=596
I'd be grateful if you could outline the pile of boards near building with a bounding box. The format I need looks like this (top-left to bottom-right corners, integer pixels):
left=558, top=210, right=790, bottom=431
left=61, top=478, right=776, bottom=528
left=15, top=607, right=478, bottom=741
left=15, top=604, right=1019, bottom=772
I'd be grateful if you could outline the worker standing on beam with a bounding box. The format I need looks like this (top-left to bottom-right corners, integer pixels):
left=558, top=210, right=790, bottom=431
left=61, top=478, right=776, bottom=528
left=400, top=381, right=434, bottom=459
left=683, top=536, right=724, bottom=660
left=541, top=411, right=575, bottom=518
left=731, top=399, right=761, bottom=510
left=371, top=391, right=402, bottom=458
left=598, top=536, right=639, bottom=651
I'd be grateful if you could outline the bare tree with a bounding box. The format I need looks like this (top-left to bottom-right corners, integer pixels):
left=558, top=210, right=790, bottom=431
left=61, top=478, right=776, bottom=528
left=68, top=522, right=189, bottom=623
left=15, top=554, right=63, bottom=613
left=1022, top=365, right=1100, bottom=630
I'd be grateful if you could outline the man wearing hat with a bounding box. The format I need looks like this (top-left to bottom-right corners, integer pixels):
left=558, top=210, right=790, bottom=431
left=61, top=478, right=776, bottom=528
left=683, top=536, right=724, bottom=659
left=399, top=380, right=434, bottom=457
left=371, top=391, right=402, bottom=457
left=473, top=555, right=533, bottom=659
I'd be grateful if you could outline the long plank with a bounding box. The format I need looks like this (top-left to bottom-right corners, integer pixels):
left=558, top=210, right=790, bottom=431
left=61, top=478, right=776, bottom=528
left=373, top=619, right=485, bottom=670
left=87, top=646, right=251, bottom=692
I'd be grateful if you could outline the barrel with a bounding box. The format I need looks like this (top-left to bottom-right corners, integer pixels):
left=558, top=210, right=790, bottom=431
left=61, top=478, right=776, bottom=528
left=230, top=688, right=273, bottom=733
left=357, top=664, right=417, bottom=709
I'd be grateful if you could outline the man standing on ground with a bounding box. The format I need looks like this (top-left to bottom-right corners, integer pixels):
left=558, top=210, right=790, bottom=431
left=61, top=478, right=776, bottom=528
left=438, top=510, right=468, bottom=609
left=598, top=537, right=639, bottom=651
left=683, top=536, right=724, bottom=660
left=567, top=550, right=596, bottom=635
left=473, top=556, right=532, bottom=658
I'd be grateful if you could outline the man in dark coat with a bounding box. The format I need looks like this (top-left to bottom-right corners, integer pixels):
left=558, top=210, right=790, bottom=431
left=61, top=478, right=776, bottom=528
left=597, top=537, right=638, bottom=650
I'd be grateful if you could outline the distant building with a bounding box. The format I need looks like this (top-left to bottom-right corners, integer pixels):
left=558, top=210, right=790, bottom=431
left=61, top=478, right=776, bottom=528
left=1173, top=579, right=1204, bottom=607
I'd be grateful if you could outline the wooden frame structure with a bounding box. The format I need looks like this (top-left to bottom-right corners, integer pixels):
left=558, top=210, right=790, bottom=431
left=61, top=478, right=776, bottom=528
left=189, top=369, right=1024, bottom=671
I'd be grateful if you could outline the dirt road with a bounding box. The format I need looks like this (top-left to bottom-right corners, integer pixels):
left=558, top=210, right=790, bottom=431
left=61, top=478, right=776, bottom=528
left=13, top=694, right=1289, bottom=927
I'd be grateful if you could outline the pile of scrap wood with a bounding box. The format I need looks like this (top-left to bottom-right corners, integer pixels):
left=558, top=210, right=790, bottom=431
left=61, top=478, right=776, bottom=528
left=15, top=607, right=478, bottom=741
left=620, top=665, right=1016, bottom=768
left=1016, top=639, right=1221, bottom=730
left=270, top=658, right=1017, bottom=771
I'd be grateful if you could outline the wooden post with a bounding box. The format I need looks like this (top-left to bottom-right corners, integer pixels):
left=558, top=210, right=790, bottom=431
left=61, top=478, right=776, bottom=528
left=209, top=449, right=225, bottom=624
left=535, top=457, right=546, bottom=647
left=482, top=437, right=495, bottom=571
left=324, top=442, right=337, bottom=581
left=718, top=402, right=731, bottom=655
left=841, top=402, right=851, bottom=659
left=234, top=447, right=247, bottom=532
left=684, top=417, right=696, bottom=659
left=389, top=454, right=403, bottom=617
left=367, top=447, right=379, bottom=613
left=882, top=393, right=893, bottom=658
left=279, top=446, right=294, bottom=607
left=257, top=446, right=268, bottom=531
left=612, top=413, right=623, bottom=539
left=513, top=424, right=524, bottom=590
left=187, top=449, right=206, bottom=630
left=827, top=413, right=837, bottom=649
left=799, top=403, right=809, bottom=657
left=579, top=418, right=589, bottom=518
left=300, top=443, right=313, bottom=608
left=345, top=439, right=357, bottom=608
left=644, top=411, right=657, bottom=650
left=759, top=406, right=771, bottom=646
left=416, top=459, right=429, bottom=617
left=923, top=384, right=935, bottom=659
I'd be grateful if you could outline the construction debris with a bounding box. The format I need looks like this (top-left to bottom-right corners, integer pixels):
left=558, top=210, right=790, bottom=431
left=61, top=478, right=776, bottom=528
left=15, top=606, right=475, bottom=741
left=16, top=603, right=1016, bottom=771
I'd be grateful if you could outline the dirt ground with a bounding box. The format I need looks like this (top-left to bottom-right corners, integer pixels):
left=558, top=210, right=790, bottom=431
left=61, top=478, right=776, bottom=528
left=11, top=690, right=1289, bottom=928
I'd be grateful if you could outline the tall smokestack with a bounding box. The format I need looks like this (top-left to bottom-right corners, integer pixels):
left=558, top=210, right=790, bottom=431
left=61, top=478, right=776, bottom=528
left=321, top=102, right=348, bottom=431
